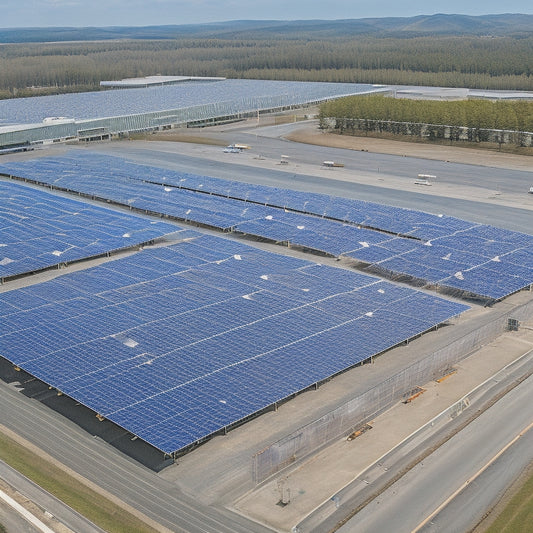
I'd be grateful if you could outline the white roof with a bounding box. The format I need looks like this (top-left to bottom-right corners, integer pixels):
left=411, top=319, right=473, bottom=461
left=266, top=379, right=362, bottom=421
left=100, top=75, right=225, bottom=87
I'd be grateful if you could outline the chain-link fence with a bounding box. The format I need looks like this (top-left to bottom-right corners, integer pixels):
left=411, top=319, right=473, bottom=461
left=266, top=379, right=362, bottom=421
left=322, top=118, right=533, bottom=147
left=252, top=297, right=533, bottom=484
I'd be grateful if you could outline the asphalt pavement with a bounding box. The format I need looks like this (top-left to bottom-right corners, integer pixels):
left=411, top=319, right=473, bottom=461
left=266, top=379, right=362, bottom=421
left=0, top=460, right=105, bottom=533
left=337, top=371, right=533, bottom=533
left=1, top=121, right=532, bottom=533
left=92, top=125, right=533, bottom=234
left=0, top=381, right=272, bottom=533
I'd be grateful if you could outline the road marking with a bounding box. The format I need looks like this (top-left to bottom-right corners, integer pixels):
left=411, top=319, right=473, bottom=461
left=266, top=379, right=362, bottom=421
left=0, top=488, right=57, bottom=533
left=294, top=348, right=533, bottom=532
left=411, top=419, right=533, bottom=533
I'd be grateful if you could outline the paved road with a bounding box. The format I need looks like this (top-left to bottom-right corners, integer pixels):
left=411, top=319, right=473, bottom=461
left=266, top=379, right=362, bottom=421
left=239, top=124, right=532, bottom=196
left=0, top=381, right=273, bottom=533
left=1, top=127, right=532, bottom=533
left=336, top=372, right=533, bottom=533
left=96, top=128, right=533, bottom=234
left=0, top=498, right=41, bottom=533
left=418, top=424, right=533, bottom=533
left=0, top=460, right=105, bottom=533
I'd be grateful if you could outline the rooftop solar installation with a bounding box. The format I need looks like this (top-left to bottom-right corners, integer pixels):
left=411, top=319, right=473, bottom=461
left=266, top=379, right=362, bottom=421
left=0, top=180, right=180, bottom=280
left=1, top=152, right=532, bottom=301
left=0, top=233, right=469, bottom=455
left=0, top=79, right=376, bottom=127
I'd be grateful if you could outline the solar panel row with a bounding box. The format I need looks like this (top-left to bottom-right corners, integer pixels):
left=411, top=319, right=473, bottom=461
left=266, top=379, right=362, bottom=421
left=0, top=180, right=182, bottom=279
left=0, top=80, right=376, bottom=126
left=0, top=152, right=470, bottom=238
left=0, top=233, right=469, bottom=454
left=2, top=153, right=531, bottom=301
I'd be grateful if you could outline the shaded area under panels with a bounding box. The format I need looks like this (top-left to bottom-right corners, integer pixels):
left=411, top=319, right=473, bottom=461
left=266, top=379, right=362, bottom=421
left=0, top=233, right=469, bottom=455
left=1, top=153, right=532, bottom=301
left=0, top=180, right=180, bottom=280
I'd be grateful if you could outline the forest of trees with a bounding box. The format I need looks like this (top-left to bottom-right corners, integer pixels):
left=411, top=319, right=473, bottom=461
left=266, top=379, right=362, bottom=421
left=0, top=34, right=532, bottom=100
left=319, top=95, right=533, bottom=133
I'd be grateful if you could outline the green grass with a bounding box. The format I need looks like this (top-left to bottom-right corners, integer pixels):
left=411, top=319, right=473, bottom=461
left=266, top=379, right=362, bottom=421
left=485, top=466, right=533, bottom=533
left=0, top=432, right=159, bottom=533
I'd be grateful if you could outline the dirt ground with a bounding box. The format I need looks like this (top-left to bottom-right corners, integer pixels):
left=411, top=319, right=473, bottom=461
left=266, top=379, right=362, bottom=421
left=140, top=117, right=533, bottom=214
left=284, top=125, right=533, bottom=172
left=148, top=113, right=532, bottom=172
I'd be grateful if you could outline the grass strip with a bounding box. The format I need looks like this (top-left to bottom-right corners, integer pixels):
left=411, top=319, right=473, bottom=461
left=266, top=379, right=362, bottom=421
left=0, top=431, right=159, bottom=533
left=485, top=465, right=533, bottom=533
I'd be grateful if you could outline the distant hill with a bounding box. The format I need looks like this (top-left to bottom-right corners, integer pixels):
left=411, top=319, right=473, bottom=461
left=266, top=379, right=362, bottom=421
left=1, top=14, right=532, bottom=43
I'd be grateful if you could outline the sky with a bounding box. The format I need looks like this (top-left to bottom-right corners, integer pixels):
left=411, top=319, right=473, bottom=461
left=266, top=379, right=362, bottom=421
left=0, top=0, right=532, bottom=28
left=0, top=0, right=533, bottom=28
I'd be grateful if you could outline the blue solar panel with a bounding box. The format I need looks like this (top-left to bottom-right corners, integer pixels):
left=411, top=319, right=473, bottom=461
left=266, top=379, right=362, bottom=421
left=0, top=80, right=376, bottom=126
left=0, top=233, right=469, bottom=455
left=344, top=245, right=396, bottom=263
left=0, top=180, right=180, bottom=279
left=2, top=152, right=532, bottom=301
left=439, top=263, right=533, bottom=300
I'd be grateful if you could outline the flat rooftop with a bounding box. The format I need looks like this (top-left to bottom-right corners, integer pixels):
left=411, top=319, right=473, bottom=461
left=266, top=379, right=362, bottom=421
left=100, top=75, right=226, bottom=88
left=393, top=85, right=533, bottom=101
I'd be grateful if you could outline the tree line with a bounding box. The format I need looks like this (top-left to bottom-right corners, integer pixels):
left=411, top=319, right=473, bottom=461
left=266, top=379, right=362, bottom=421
left=0, top=35, right=532, bottom=99
left=319, top=95, right=533, bottom=133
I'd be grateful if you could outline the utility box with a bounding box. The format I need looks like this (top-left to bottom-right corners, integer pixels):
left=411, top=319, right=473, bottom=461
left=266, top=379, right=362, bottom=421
left=507, top=318, right=520, bottom=331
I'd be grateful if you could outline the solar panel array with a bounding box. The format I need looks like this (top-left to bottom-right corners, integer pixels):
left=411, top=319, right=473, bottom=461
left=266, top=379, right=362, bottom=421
left=1, top=152, right=469, bottom=237
left=238, top=212, right=533, bottom=301
left=0, top=180, right=179, bottom=279
left=2, top=152, right=532, bottom=301
left=0, top=233, right=469, bottom=454
left=0, top=79, right=376, bottom=127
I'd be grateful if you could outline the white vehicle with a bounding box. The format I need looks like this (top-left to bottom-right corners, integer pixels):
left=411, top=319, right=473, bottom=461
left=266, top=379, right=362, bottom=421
left=322, top=161, right=344, bottom=168
left=415, top=173, right=436, bottom=185
left=223, top=146, right=241, bottom=153
left=529, top=186, right=533, bottom=194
